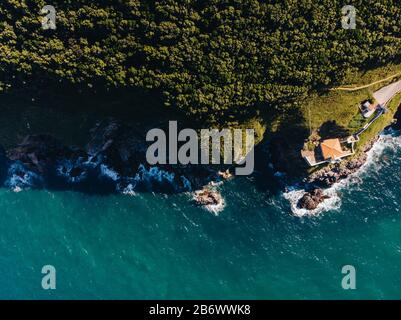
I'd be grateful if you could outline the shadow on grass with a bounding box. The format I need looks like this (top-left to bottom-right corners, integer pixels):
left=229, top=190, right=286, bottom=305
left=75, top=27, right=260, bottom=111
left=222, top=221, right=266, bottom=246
left=318, top=120, right=350, bottom=140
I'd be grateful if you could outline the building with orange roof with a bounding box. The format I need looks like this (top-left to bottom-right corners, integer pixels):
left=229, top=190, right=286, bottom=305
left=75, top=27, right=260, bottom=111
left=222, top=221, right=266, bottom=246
left=301, top=138, right=354, bottom=167
left=320, top=138, right=346, bottom=160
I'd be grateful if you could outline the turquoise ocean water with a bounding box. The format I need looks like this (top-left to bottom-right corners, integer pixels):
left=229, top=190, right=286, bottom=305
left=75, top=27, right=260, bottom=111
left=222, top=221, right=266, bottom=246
left=1, top=131, right=401, bottom=299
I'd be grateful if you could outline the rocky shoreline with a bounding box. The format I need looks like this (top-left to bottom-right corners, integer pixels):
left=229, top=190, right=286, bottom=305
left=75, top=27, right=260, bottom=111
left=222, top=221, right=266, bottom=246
left=306, top=137, right=377, bottom=188
left=0, top=119, right=225, bottom=206
left=293, top=116, right=401, bottom=212
left=294, top=138, right=378, bottom=211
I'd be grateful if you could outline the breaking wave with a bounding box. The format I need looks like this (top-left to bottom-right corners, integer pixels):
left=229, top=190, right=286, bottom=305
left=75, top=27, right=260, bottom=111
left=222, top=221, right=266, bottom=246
left=5, top=162, right=43, bottom=191
left=204, top=198, right=225, bottom=215
left=99, top=164, right=120, bottom=181
left=283, top=186, right=341, bottom=217
left=56, top=159, right=88, bottom=183
left=2, top=156, right=194, bottom=197
left=128, top=164, right=192, bottom=193
left=192, top=183, right=225, bottom=216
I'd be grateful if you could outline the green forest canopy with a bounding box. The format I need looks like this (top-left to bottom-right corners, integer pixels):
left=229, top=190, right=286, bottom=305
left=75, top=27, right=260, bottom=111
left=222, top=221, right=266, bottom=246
left=1, top=0, right=401, bottom=124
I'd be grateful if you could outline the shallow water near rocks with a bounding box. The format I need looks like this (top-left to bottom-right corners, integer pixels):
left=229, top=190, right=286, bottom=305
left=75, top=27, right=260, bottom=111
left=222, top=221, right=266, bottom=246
left=1, top=130, right=401, bottom=299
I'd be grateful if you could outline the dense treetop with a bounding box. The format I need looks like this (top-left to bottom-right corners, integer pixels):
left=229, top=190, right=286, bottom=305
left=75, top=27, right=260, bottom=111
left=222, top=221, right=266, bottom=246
left=1, top=0, right=401, bottom=124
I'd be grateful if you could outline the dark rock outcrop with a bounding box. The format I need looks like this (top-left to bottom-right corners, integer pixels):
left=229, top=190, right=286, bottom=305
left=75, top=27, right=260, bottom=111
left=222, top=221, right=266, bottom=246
left=297, top=188, right=329, bottom=210
left=86, top=119, right=147, bottom=176
left=0, top=146, right=8, bottom=183
left=193, top=188, right=223, bottom=207
left=86, top=118, right=217, bottom=191
left=392, top=106, right=401, bottom=130
left=7, top=134, right=85, bottom=174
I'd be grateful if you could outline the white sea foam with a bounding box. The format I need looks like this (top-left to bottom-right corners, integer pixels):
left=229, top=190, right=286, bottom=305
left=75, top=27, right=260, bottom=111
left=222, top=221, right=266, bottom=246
left=121, top=183, right=136, bottom=196
left=193, top=182, right=226, bottom=216
left=115, top=165, right=193, bottom=194
left=284, top=130, right=401, bottom=217
left=135, top=164, right=175, bottom=185
left=208, top=181, right=223, bottom=187
left=205, top=198, right=225, bottom=216
left=83, top=155, right=98, bottom=166
left=5, top=162, right=42, bottom=190
left=360, top=129, right=401, bottom=173
left=56, top=159, right=87, bottom=183
left=100, top=164, right=119, bottom=181
left=283, top=187, right=341, bottom=217
left=12, top=186, right=23, bottom=193
left=180, top=176, right=192, bottom=192
left=193, top=191, right=225, bottom=216
left=274, top=171, right=286, bottom=178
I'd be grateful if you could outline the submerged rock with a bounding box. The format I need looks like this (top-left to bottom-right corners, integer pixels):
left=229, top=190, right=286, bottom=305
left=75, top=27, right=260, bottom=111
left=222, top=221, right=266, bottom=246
left=193, top=188, right=223, bottom=207
left=297, top=188, right=330, bottom=210
left=70, top=166, right=85, bottom=178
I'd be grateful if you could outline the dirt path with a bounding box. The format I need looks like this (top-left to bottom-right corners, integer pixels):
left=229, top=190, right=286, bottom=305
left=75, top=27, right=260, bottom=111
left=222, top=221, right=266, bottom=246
left=331, top=72, right=401, bottom=92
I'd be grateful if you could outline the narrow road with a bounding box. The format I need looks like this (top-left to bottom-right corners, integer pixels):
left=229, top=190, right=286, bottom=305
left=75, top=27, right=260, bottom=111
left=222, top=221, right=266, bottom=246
left=373, top=79, right=401, bottom=106
left=353, top=79, right=401, bottom=138
left=354, top=108, right=385, bottom=137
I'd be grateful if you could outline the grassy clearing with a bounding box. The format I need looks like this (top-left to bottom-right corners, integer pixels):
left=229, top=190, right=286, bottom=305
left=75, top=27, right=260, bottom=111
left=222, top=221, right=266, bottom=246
left=302, top=89, right=373, bottom=136
left=301, top=62, right=401, bottom=144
